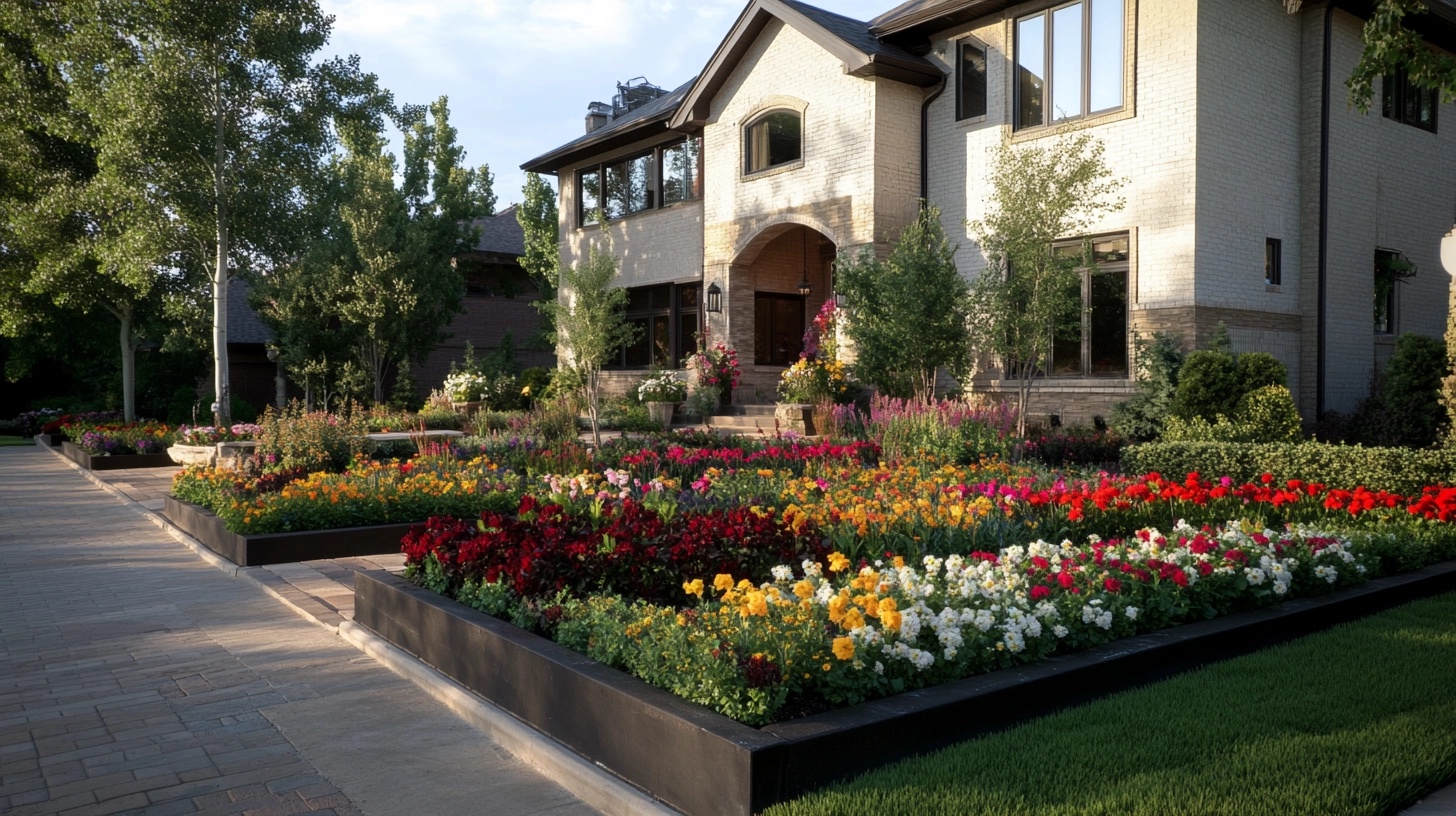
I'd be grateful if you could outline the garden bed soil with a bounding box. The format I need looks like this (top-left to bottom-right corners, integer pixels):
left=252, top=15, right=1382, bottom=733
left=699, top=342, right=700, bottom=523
left=61, top=440, right=176, bottom=471
left=162, top=496, right=417, bottom=567
left=353, top=561, right=1456, bottom=816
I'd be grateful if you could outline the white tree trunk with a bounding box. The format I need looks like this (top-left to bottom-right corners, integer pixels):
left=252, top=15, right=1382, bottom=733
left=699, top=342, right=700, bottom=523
left=212, top=97, right=231, bottom=427
left=118, top=303, right=136, bottom=422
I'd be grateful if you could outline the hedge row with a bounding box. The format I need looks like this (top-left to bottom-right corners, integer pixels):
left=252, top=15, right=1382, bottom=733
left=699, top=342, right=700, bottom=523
left=1121, top=441, right=1456, bottom=494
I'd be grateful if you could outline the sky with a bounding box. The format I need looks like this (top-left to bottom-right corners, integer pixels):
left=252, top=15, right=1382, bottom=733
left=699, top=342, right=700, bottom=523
left=319, top=0, right=897, bottom=208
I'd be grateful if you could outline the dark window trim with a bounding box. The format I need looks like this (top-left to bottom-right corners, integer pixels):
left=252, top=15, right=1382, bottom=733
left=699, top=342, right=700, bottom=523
left=576, top=136, right=703, bottom=228
left=742, top=109, right=804, bottom=177
left=956, top=37, right=988, bottom=121
left=753, top=291, right=808, bottom=366
left=605, top=282, right=702, bottom=370
left=1265, top=237, right=1282, bottom=286
left=1048, top=231, right=1130, bottom=378
left=1382, top=67, right=1438, bottom=133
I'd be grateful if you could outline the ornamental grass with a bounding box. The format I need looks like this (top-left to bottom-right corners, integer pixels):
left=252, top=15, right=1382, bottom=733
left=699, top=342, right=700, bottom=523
left=767, top=591, right=1456, bottom=816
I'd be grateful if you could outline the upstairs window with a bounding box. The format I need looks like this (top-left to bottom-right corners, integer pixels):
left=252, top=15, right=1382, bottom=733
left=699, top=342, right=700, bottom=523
left=1383, top=68, right=1438, bottom=133
left=957, top=39, right=987, bottom=121
left=1015, top=0, right=1125, bottom=130
left=744, top=110, right=802, bottom=175
left=1265, top=238, right=1282, bottom=286
left=577, top=137, right=702, bottom=227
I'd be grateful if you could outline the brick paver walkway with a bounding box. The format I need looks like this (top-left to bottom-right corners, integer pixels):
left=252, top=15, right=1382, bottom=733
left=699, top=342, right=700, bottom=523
left=0, top=446, right=597, bottom=816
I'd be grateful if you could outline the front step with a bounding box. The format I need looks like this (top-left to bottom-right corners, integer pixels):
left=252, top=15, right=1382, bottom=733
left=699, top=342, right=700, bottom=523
left=713, top=404, right=777, bottom=417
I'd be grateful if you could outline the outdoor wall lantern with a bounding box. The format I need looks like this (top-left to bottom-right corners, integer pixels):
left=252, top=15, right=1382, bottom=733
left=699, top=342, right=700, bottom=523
left=1442, top=225, right=1456, bottom=277
left=833, top=290, right=847, bottom=308
left=705, top=282, right=722, bottom=313
left=797, top=276, right=812, bottom=297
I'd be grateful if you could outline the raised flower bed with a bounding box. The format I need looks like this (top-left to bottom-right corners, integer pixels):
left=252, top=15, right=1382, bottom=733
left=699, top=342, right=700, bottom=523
left=354, top=558, right=1456, bottom=816
left=60, top=440, right=176, bottom=471
left=162, top=495, right=417, bottom=567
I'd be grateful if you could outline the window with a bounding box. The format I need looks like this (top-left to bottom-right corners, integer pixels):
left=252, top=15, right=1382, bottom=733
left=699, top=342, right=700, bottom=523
left=1050, top=234, right=1129, bottom=377
left=1016, top=0, right=1124, bottom=130
left=577, top=137, right=703, bottom=227
left=609, top=283, right=700, bottom=368
left=754, top=292, right=805, bottom=366
left=957, top=39, right=987, bottom=121
left=1265, top=238, right=1282, bottom=286
left=744, top=111, right=802, bottom=175
left=1383, top=68, right=1438, bottom=133
left=1374, top=249, right=1414, bottom=335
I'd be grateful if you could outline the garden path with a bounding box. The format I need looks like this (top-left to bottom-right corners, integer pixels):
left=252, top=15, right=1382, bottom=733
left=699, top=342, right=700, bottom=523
left=0, top=446, right=600, bottom=816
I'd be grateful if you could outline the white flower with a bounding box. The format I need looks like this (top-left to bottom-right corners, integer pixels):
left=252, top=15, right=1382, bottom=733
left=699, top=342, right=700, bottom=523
left=1125, top=606, right=1139, bottom=620
left=1053, top=625, right=1069, bottom=638
left=770, top=565, right=794, bottom=582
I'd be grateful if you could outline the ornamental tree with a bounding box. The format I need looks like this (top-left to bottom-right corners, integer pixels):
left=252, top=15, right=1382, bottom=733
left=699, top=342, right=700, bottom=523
left=967, top=131, right=1125, bottom=438
left=835, top=203, right=971, bottom=403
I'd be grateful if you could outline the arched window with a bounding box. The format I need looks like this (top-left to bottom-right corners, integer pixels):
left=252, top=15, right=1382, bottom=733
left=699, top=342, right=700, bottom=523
left=743, top=110, right=802, bottom=175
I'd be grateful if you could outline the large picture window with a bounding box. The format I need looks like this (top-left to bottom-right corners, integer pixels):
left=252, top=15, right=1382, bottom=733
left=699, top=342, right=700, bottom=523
left=1016, top=0, right=1125, bottom=130
left=1050, top=234, right=1128, bottom=377
left=578, top=137, right=703, bottom=227
left=608, top=282, right=700, bottom=369
left=744, top=111, right=802, bottom=175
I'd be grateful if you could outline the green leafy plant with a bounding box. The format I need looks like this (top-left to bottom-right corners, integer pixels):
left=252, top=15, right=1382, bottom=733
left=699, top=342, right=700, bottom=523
left=1111, top=332, right=1185, bottom=442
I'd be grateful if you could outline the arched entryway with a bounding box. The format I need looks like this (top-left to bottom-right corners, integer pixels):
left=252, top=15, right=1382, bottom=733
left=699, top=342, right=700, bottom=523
left=722, top=223, right=836, bottom=398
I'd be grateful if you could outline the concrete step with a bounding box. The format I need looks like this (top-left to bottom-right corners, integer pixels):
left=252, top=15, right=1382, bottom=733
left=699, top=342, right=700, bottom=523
left=714, top=404, right=777, bottom=417
left=705, top=414, right=775, bottom=432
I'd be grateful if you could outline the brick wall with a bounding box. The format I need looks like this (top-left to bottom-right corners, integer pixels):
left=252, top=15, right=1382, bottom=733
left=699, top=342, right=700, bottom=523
left=416, top=297, right=554, bottom=398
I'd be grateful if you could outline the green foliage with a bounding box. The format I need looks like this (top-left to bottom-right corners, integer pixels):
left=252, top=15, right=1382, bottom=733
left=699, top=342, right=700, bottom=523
left=255, top=401, right=373, bottom=473
left=836, top=204, right=970, bottom=402
left=524, top=398, right=579, bottom=445
left=767, top=592, right=1456, bottom=816
left=1111, top=332, right=1186, bottom=442
left=1237, top=351, right=1287, bottom=394
left=1171, top=349, right=1240, bottom=421
left=1122, top=440, right=1456, bottom=494
left=517, top=173, right=559, bottom=293
left=1356, top=333, right=1447, bottom=449
left=388, top=360, right=418, bottom=410
left=683, top=385, right=721, bottom=421
left=1163, top=385, right=1301, bottom=445
left=1347, top=0, right=1456, bottom=113
left=967, top=131, right=1126, bottom=436
left=541, top=242, right=638, bottom=445
left=517, top=367, right=553, bottom=406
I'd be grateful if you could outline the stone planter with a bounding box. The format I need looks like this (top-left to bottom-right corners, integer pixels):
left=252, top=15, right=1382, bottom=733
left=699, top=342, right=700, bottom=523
left=215, top=440, right=259, bottom=470
left=167, top=444, right=216, bottom=467
left=774, top=403, right=816, bottom=435
left=451, top=400, right=484, bottom=414
left=646, top=401, right=676, bottom=426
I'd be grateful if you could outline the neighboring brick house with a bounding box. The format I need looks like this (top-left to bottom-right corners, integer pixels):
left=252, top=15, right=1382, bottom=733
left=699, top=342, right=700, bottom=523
left=415, top=206, right=555, bottom=396
left=522, top=0, right=1456, bottom=420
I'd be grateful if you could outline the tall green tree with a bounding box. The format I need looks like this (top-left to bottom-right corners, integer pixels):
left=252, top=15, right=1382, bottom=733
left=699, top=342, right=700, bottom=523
left=835, top=204, right=971, bottom=403
left=1347, top=0, right=1456, bottom=111
left=39, top=0, right=386, bottom=425
left=517, top=172, right=560, bottom=292
left=967, top=131, right=1125, bottom=438
left=543, top=240, right=638, bottom=446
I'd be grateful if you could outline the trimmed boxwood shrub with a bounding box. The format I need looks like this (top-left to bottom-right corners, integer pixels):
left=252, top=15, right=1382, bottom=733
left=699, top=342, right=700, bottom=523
left=1122, top=440, right=1456, bottom=495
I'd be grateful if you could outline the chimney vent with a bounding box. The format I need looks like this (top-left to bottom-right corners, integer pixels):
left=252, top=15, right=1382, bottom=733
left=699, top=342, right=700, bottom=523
left=585, top=101, right=613, bottom=133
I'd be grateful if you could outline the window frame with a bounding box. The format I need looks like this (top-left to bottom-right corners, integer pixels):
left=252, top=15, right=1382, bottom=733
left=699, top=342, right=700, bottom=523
left=1013, top=0, right=1126, bottom=132
left=605, top=282, right=701, bottom=369
left=742, top=109, right=804, bottom=177
left=576, top=136, right=703, bottom=228
left=1382, top=67, right=1438, bottom=133
left=1049, top=233, right=1130, bottom=378
left=1373, top=249, right=1410, bottom=336
left=956, top=37, right=988, bottom=122
left=1265, top=238, right=1282, bottom=287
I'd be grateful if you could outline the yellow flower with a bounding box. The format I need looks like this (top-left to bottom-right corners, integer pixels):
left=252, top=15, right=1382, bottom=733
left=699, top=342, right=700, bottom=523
left=521, top=384, right=531, bottom=396
left=683, top=578, right=704, bottom=598
left=792, top=580, right=815, bottom=600
left=827, top=552, right=850, bottom=573
left=742, top=591, right=768, bottom=617
left=827, top=593, right=849, bottom=624
left=832, top=637, right=855, bottom=661
left=840, top=608, right=866, bottom=632
left=713, top=573, right=734, bottom=592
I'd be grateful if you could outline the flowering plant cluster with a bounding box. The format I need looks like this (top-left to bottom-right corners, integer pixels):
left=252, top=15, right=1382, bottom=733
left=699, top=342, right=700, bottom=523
left=687, top=342, right=741, bottom=393
left=11, top=408, right=62, bottom=436
left=176, top=424, right=262, bottom=445
left=43, top=411, right=124, bottom=435
left=777, top=357, right=849, bottom=405
left=70, top=421, right=174, bottom=456
left=443, top=371, right=491, bottom=403
left=637, top=371, right=688, bottom=403
left=552, top=521, right=1373, bottom=725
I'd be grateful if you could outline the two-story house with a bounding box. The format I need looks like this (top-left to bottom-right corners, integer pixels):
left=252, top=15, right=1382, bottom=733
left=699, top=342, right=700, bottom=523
left=522, top=0, right=1456, bottom=420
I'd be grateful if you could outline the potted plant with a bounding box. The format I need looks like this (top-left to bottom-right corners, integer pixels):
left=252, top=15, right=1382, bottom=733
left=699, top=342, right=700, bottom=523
left=637, top=371, right=687, bottom=427
left=443, top=371, right=490, bottom=413
left=687, top=343, right=741, bottom=406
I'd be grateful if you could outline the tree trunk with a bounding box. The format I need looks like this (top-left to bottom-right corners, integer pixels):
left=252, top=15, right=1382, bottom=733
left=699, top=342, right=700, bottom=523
left=212, top=92, right=231, bottom=427
left=118, top=303, right=136, bottom=422
left=586, top=367, right=601, bottom=448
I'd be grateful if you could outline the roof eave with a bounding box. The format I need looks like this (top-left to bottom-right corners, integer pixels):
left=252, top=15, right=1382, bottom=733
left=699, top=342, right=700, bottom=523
left=519, top=110, right=679, bottom=174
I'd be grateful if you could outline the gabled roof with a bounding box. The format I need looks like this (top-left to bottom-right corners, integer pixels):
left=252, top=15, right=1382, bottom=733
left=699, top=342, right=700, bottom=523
left=471, top=205, right=525, bottom=256
left=670, top=0, right=941, bottom=128
left=228, top=277, right=274, bottom=346
left=520, top=80, right=693, bottom=174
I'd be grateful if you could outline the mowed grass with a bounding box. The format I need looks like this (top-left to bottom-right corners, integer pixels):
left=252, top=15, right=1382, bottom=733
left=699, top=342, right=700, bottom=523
left=0, top=435, right=36, bottom=447
left=768, top=592, right=1456, bottom=816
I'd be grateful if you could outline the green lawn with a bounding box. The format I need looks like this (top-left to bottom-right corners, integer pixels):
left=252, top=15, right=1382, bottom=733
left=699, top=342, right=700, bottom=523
left=0, top=435, right=36, bottom=447
left=768, top=592, right=1456, bottom=816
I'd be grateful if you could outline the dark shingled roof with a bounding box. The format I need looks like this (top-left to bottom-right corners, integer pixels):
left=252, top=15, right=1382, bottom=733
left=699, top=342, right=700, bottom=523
left=780, top=0, right=925, bottom=63
left=227, top=277, right=274, bottom=346
left=520, top=79, right=694, bottom=173
left=472, top=205, right=525, bottom=256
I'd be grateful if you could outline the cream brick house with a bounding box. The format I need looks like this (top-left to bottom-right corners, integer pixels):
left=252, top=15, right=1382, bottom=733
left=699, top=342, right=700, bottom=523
left=522, top=0, right=1456, bottom=420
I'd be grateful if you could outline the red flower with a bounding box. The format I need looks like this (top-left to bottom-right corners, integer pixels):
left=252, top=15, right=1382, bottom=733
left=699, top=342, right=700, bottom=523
left=1030, top=585, right=1052, bottom=600
left=1103, top=578, right=1122, bottom=593
left=1057, top=571, right=1076, bottom=589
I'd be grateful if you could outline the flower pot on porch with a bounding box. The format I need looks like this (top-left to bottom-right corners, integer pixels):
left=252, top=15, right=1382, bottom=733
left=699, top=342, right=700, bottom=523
left=646, top=401, right=676, bottom=427
left=774, top=403, right=816, bottom=436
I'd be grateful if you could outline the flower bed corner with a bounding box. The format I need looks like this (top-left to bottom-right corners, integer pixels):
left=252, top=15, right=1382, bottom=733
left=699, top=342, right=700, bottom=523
left=162, top=496, right=417, bottom=567
left=353, top=559, right=1456, bottom=816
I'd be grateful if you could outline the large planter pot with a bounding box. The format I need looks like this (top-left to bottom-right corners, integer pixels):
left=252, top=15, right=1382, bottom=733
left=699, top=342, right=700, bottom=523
left=774, top=403, right=816, bottom=435
left=167, top=444, right=216, bottom=467
left=215, top=440, right=259, bottom=470
left=646, top=401, right=676, bottom=426
left=451, top=400, right=484, bottom=414
left=162, top=496, right=418, bottom=567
